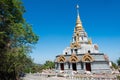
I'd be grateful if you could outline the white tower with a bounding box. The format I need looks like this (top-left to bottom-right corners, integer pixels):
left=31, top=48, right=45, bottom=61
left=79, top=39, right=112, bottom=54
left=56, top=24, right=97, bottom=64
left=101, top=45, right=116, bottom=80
left=63, top=5, right=99, bottom=55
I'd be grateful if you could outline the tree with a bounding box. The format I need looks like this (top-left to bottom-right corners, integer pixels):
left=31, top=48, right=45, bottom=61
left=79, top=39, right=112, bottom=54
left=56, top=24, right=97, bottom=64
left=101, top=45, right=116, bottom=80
left=111, top=61, right=118, bottom=69
left=0, top=0, right=39, bottom=80
left=117, top=57, right=120, bottom=66
left=42, top=61, right=55, bottom=69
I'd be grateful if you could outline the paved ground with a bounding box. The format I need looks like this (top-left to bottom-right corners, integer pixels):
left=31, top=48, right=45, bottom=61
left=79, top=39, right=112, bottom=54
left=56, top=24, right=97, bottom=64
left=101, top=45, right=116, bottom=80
left=22, top=73, right=118, bottom=80
left=22, top=74, right=68, bottom=80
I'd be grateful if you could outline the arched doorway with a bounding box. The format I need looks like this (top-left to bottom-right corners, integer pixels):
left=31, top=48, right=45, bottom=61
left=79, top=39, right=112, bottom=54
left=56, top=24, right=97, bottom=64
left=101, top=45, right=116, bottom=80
left=82, top=53, right=94, bottom=72
left=69, top=54, right=79, bottom=71
left=72, top=63, right=77, bottom=71
left=85, top=63, right=91, bottom=71
left=60, top=63, right=64, bottom=70
left=57, top=55, right=66, bottom=70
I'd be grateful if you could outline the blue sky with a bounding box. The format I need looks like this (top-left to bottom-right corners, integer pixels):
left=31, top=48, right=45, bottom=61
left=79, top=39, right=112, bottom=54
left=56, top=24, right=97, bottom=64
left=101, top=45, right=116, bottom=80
left=23, top=0, right=120, bottom=64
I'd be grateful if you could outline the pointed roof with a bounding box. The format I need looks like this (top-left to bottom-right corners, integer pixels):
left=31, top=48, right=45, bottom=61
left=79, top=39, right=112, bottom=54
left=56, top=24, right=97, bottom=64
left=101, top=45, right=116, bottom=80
left=76, top=4, right=83, bottom=30
left=76, top=4, right=81, bottom=24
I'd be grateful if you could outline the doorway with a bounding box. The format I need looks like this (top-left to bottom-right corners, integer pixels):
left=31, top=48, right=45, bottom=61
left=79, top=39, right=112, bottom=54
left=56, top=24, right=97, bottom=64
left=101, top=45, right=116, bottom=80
left=72, top=63, right=77, bottom=71
left=85, top=63, right=91, bottom=71
left=60, top=63, right=64, bottom=70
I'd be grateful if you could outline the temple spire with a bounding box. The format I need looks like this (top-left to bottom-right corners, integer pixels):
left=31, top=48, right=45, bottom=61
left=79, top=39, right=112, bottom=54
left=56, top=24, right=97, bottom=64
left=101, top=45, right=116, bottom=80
left=76, top=4, right=82, bottom=24
left=77, top=5, right=79, bottom=17
left=76, top=4, right=83, bottom=30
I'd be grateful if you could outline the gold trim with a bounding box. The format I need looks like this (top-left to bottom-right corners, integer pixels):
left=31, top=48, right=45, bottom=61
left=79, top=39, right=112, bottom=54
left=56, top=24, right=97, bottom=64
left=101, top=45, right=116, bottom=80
left=69, top=53, right=79, bottom=63
left=70, top=42, right=80, bottom=48
left=76, top=31, right=79, bottom=36
left=88, top=39, right=92, bottom=45
left=82, top=53, right=94, bottom=62
left=76, top=25, right=83, bottom=30
left=57, top=55, right=66, bottom=62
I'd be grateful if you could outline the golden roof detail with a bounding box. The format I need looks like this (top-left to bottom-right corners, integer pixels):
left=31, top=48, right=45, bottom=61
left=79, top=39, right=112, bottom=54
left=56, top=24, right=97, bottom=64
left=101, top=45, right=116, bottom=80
left=76, top=26, right=83, bottom=30
left=76, top=4, right=83, bottom=31
left=88, top=39, right=92, bottom=45
left=57, top=55, right=66, bottom=62
left=82, top=53, right=94, bottom=62
left=76, top=15, right=81, bottom=24
left=70, top=42, right=80, bottom=48
left=69, top=53, right=79, bottom=63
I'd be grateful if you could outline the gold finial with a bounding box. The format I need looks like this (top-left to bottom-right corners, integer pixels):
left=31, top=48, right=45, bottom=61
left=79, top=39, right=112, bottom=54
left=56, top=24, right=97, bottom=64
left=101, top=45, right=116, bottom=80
left=76, top=4, right=81, bottom=24
left=76, top=4, right=83, bottom=31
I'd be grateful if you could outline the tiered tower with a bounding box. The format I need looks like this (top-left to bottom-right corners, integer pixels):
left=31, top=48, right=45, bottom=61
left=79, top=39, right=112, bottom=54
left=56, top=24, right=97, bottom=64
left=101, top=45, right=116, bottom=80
left=63, top=5, right=99, bottom=55
left=55, top=5, right=111, bottom=74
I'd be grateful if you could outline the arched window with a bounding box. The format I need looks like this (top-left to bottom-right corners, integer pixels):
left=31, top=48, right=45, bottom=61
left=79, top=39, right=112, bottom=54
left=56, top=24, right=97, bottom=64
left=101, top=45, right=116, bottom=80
left=65, top=52, right=67, bottom=55
left=75, top=49, right=77, bottom=54
left=88, top=50, right=91, bottom=53
left=74, top=36, right=76, bottom=41
left=71, top=49, right=73, bottom=53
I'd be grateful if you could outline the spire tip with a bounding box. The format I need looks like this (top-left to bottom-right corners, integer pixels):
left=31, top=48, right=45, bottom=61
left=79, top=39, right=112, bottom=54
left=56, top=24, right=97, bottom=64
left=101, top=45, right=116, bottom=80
left=76, top=4, right=79, bottom=9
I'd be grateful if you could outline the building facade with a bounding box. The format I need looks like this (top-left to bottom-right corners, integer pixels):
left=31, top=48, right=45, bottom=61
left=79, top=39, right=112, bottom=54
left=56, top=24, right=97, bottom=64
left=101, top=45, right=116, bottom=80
left=55, top=5, right=111, bottom=74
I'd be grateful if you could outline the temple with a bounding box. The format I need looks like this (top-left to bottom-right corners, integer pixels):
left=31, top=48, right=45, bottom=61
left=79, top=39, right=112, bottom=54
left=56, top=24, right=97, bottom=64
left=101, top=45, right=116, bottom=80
left=54, top=5, right=111, bottom=74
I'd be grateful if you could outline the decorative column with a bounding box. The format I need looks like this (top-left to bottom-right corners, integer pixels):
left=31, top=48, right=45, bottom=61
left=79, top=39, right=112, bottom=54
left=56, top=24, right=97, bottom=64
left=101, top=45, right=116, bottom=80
left=83, top=63, right=86, bottom=70
left=58, top=63, right=60, bottom=70
left=77, top=62, right=81, bottom=70
left=70, top=63, right=72, bottom=70
left=64, top=62, right=67, bottom=70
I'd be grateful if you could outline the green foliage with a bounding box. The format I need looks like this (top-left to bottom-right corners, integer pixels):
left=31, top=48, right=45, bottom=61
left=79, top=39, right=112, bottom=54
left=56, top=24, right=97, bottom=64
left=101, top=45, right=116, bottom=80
left=0, top=0, right=39, bottom=79
left=117, top=57, right=120, bottom=66
left=117, top=75, right=120, bottom=80
left=42, top=61, right=55, bottom=69
left=111, top=61, right=118, bottom=69
left=24, top=63, right=43, bottom=73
